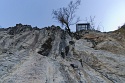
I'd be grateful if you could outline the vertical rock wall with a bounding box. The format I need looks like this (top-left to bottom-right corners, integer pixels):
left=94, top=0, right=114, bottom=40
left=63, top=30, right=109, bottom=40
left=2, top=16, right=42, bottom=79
left=0, top=25, right=125, bottom=83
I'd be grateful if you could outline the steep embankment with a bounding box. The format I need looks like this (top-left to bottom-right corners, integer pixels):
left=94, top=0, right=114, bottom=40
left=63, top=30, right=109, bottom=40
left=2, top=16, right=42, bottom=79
left=0, top=24, right=125, bottom=83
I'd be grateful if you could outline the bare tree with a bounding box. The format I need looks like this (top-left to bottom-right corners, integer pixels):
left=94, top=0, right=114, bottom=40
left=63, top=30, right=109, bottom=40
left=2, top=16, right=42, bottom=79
left=52, top=0, right=81, bottom=34
left=85, top=16, right=104, bottom=32
left=85, top=16, right=96, bottom=30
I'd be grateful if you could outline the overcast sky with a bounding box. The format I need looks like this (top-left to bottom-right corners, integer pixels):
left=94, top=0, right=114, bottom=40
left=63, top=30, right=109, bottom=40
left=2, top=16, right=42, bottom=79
left=0, top=0, right=125, bottom=32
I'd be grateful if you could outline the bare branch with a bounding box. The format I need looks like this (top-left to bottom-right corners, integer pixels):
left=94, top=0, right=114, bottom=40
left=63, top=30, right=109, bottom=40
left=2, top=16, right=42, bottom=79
left=52, top=0, right=81, bottom=33
left=85, top=16, right=96, bottom=30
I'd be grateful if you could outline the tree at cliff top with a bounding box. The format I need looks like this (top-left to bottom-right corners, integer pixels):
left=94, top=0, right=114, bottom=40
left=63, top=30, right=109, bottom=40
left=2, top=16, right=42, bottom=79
left=52, top=0, right=81, bottom=34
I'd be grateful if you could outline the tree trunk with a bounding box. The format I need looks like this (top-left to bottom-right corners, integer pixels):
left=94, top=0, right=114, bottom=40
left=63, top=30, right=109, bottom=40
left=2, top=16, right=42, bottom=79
left=66, top=24, right=71, bottom=35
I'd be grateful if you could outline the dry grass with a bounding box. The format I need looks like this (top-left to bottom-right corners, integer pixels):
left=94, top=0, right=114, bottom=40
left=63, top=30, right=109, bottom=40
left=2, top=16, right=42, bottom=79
left=114, top=24, right=125, bottom=36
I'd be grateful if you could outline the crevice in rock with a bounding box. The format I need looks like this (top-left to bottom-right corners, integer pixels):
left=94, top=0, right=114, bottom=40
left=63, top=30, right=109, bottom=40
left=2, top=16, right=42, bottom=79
left=37, top=38, right=52, bottom=56
left=59, top=30, right=66, bottom=59
left=69, top=41, right=75, bottom=45
left=65, top=46, right=69, bottom=56
left=30, top=31, right=40, bottom=50
left=61, top=51, right=65, bottom=59
left=70, top=64, right=78, bottom=69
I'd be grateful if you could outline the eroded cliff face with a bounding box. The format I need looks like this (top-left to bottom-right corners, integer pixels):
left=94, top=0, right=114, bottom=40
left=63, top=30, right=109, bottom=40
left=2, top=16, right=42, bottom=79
left=0, top=24, right=125, bottom=83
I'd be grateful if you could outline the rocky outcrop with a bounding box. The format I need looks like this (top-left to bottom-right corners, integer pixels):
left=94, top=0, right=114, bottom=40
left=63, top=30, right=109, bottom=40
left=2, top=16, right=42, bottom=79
left=7, top=23, right=32, bottom=35
left=0, top=24, right=125, bottom=83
